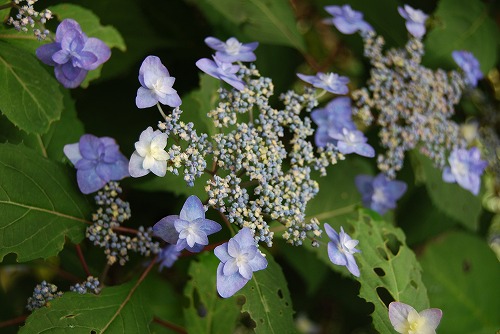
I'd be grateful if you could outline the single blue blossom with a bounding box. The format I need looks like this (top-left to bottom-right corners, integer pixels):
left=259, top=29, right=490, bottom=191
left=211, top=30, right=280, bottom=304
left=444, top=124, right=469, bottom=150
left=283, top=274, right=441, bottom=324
left=323, top=5, right=373, bottom=34
left=389, top=302, right=443, bottom=334
left=452, top=51, right=483, bottom=87
left=36, top=19, right=111, bottom=88
left=204, top=36, right=258, bottom=63
left=129, top=126, right=169, bottom=177
left=63, top=134, right=129, bottom=194
left=156, top=245, right=181, bottom=271
left=398, top=5, right=428, bottom=39
left=324, top=224, right=360, bottom=277
left=311, top=97, right=356, bottom=147
left=355, top=173, right=407, bottom=215
left=153, top=195, right=222, bottom=252
left=442, top=147, right=487, bottom=195
left=329, top=128, right=375, bottom=158
left=214, top=227, right=267, bottom=298
left=297, top=72, right=349, bottom=94
left=136, top=55, right=182, bottom=109
left=196, top=56, right=246, bottom=90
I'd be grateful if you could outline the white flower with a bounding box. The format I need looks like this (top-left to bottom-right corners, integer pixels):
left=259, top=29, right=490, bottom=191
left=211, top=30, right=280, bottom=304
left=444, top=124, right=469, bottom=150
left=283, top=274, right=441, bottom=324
left=129, top=126, right=169, bottom=177
left=389, top=302, right=442, bottom=334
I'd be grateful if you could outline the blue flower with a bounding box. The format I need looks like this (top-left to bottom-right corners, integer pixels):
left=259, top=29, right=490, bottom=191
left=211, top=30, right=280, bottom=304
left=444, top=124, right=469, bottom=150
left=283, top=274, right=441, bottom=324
left=452, top=51, right=483, bottom=87
left=355, top=173, right=407, bottom=215
left=129, top=126, right=169, bottom=177
left=36, top=19, right=110, bottom=88
left=153, top=195, right=222, bottom=252
left=156, top=245, right=181, bottom=271
left=204, top=36, right=258, bottom=63
left=63, top=134, right=129, bottom=194
left=398, top=5, right=428, bottom=39
left=196, top=56, right=245, bottom=91
left=311, top=97, right=356, bottom=147
left=323, top=5, right=373, bottom=34
left=324, top=224, right=360, bottom=277
left=442, top=147, right=487, bottom=195
left=136, top=56, right=182, bottom=109
left=214, top=227, right=267, bottom=298
left=329, top=127, right=375, bottom=158
left=297, top=72, right=349, bottom=94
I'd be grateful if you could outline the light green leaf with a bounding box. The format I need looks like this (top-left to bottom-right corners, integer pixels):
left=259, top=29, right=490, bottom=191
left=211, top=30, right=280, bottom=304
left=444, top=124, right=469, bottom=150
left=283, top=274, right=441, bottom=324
left=20, top=280, right=152, bottom=333
left=410, top=152, right=482, bottom=230
left=183, top=252, right=240, bottom=334
left=424, top=0, right=498, bottom=73
left=0, top=89, right=84, bottom=160
left=0, top=143, right=90, bottom=262
left=0, top=42, right=64, bottom=135
left=420, top=231, right=500, bottom=334
left=192, top=0, right=306, bottom=51
left=238, top=250, right=297, bottom=334
left=352, top=210, right=429, bottom=333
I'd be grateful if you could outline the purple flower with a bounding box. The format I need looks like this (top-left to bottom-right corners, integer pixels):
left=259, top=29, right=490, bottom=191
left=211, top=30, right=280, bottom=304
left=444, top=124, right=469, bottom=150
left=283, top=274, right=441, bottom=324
left=153, top=195, right=222, bottom=252
left=329, top=128, right=375, bottom=158
left=129, top=126, right=168, bottom=178
left=156, top=245, right=181, bottom=271
left=195, top=56, right=245, bottom=90
left=36, top=19, right=110, bottom=88
left=398, top=5, right=428, bottom=39
left=442, top=147, right=487, bottom=195
left=389, top=302, right=443, bottom=334
left=204, top=37, right=258, bottom=63
left=214, top=227, right=267, bottom=298
left=324, top=224, right=360, bottom=277
left=452, top=51, right=483, bottom=87
left=297, top=72, right=349, bottom=94
left=355, top=173, right=407, bottom=215
left=311, top=97, right=355, bottom=147
left=63, top=134, right=129, bottom=194
left=323, top=5, right=373, bottom=34
left=136, top=56, right=182, bottom=109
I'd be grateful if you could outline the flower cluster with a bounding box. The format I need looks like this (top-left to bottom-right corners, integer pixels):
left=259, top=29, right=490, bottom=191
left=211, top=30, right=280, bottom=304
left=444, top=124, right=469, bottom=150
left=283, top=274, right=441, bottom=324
left=26, top=281, right=63, bottom=311
left=69, top=276, right=101, bottom=295
left=7, top=0, right=52, bottom=40
left=36, top=19, right=111, bottom=88
left=86, top=182, right=160, bottom=265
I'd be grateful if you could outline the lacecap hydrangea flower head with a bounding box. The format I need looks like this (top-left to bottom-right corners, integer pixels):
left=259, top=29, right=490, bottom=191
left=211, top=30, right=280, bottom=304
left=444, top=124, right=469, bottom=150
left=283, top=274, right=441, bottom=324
left=389, top=302, right=442, bottom=334
left=214, top=227, right=267, bottom=298
left=64, top=134, right=129, bottom=194
left=355, top=173, right=407, bottom=215
left=36, top=19, right=111, bottom=88
left=153, top=195, right=222, bottom=252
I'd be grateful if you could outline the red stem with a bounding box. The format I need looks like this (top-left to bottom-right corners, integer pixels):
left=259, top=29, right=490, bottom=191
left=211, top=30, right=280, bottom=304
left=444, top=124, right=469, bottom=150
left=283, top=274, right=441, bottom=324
left=0, top=315, right=28, bottom=329
left=153, top=316, right=187, bottom=334
left=75, top=244, right=91, bottom=277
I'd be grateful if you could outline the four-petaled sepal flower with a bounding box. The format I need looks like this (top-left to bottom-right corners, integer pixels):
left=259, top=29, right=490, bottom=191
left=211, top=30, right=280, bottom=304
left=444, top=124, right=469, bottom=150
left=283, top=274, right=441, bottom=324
left=398, top=5, right=428, bottom=39
left=452, top=51, right=483, bottom=87
left=36, top=19, right=111, bottom=88
left=329, top=127, right=375, bottom=158
left=389, top=302, right=443, bottom=334
left=324, top=224, right=360, bottom=277
left=204, top=37, right=258, bottom=63
left=323, top=5, right=373, bottom=34
left=64, top=134, right=129, bottom=194
left=215, top=227, right=267, bottom=298
left=442, top=147, right=487, bottom=195
left=355, top=173, right=407, bottom=215
left=129, top=126, right=169, bottom=177
left=153, top=195, right=222, bottom=252
left=196, top=56, right=246, bottom=90
left=136, top=55, right=182, bottom=109
left=297, top=72, right=349, bottom=94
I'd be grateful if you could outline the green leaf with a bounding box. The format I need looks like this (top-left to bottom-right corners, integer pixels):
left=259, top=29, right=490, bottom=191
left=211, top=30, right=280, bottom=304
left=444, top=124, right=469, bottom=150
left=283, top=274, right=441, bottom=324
left=0, top=42, right=64, bottom=135
left=424, top=0, right=498, bottom=73
left=419, top=231, right=500, bottom=334
left=192, top=0, right=306, bottom=52
left=0, top=89, right=84, bottom=160
left=131, top=171, right=210, bottom=199
left=0, top=143, right=90, bottom=262
left=410, top=152, right=482, bottom=230
left=183, top=252, right=240, bottom=334
left=238, top=250, right=297, bottom=334
left=351, top=210, right=429, bottom=333
left=20, top=280, right=153, bottom=333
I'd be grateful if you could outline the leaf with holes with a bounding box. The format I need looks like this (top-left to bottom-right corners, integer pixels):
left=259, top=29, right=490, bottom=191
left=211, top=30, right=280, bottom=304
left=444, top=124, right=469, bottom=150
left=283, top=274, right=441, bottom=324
left=20, top=280, right=152, bottom=333
left=0, top=42, right=64, bottom=135
left=183, top=252, right=241, bottom=334
left=0, top=143, right=90, bottom=262
left=238, top=249, right=297, bottom=334
left=419, top=231, right=500, bottom=334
